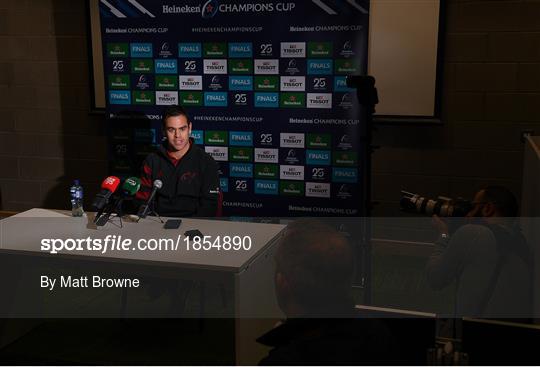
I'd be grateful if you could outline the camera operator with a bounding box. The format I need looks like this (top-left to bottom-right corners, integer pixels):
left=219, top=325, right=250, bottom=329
left=426, top=186, right=532, bottom=319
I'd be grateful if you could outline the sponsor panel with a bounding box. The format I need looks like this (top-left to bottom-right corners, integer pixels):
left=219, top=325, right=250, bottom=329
left=254, top=59, right=279, bottom=75
left=230, top=92, right=251, bottom=107
left=254, top=163, right=278, bottom=179
left=254, top=93, right=279, bottom=108
left=254, top=148, right=279, bottom=163
left=307, top=59, right=333, bottom=75
left=280, top=148, right=304, bottom=165
left=280, top=181, right=304, bottom=196
left=155, top=75, right=177, bottom=90
left=334, top=183, right=358, bottom=200
left=280, top=92, right=305, bottom=108
left=134, top=129, right=156, bottom=144
left=280, top=42, right=306, bottom=58
left=254, top=180, right=278, bottom=195
left=307, top=76, right=332, bottom=92
left=307, top=166, right=331, bottom=182
left=338, top=40, right=355, bottom=58
left=217, top=162, right=229, bottom=177
left=132, top=74, right=153, bottom=90
left=254, top=76, right=279, bottom=91
left=155, top=91, right=178, bottom=105
left=255, top=42, right=277, bottom=58
left=130, top=43, right=153, bottom=58
left=229, top=147, right=253, bottom=162
left=334, top=76, right=354, bottom=92
left=337, top=93, right=354, bottom=110
left=178, top=43, right=202, bottom=58
left=205, top=75, right=227, bottom=91
left=109, top=90, right=131, bottom=105
left=335, top=134, right=355, bottom=150
left=204, top=92, right=228, bottom=107
left=230, top=163, right=254, bottom=178
left=335, top=59, right=359, bottom=74
left=307, top=133, right=331, bottom=149
left=333, top=151, right=358, bottom=166
left=179, top=92, right=203, bottom=107
left=132, top=91, right=154, bottom=105
left=229, top=76, right=253, bottom=91
left=280, top=165, right=304, bottom=181
left=107, top=43, right=128, bottom=57
left=231, top=179, right=252, bottom=193
left=306, top=182, right=331, bottom=198
left=229, top=42, right=253, bottom=58
left=332, top=167, right=358, bottom=183
left=230, top=131, right=253, bottom=146
left=157, top=42, right=175, bottom=58
left=205, top=130, right=228, bottom=145
left=280, top=76, right=305, bottom=91
left=281, top=58, right=305, bottom=75
left=306, top=93, right=332, bottom=109
left=179, top=75, right=203, bottom=90
left=204, top=59, right=228, bottom=74
left=306, top=150, right=331, bottom=166
left=204, top=42, right=227, bottom=58
left=180, top=59, right=202, bottom=74
left=219, top=177, right=229, bottom=193
left=280, top=133, right=305, bottom=148
left=204, top=146, right=229, bottom=161
left=155, top=59, right=178, bottom=74
left=308, top=42, right=333, bottom=58
left=109, top=59, right=128, bottom=73
left=108, top=75, right=130, bottom=89
left=229, top=59, right=253, bottom=74
left=190, top=130, right=204, bottom=145
left=258, top=133, right=275, bottom=147
left=131, top=59, right=154, bottom=73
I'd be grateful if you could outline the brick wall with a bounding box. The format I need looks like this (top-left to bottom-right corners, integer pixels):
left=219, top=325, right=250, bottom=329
left=0, top=0, right=537, bottom=214
left=0, top=0, right=107, bottom=211
left=372, top=0, right=540, bottom=216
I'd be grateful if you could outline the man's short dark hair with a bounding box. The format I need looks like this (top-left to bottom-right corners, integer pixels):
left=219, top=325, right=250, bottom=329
left=162, top=105, right=190, bottom=130
left=275, top=219, right=354, bottom=311
left=481, top=186, right=519, bottom=217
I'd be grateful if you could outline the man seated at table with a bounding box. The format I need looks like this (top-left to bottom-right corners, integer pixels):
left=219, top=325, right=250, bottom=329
left=136, top=105, right=220, bottom=217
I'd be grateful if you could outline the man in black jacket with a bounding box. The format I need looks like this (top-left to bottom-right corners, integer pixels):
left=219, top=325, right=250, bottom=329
left=136, top=105, right=219, bottom=217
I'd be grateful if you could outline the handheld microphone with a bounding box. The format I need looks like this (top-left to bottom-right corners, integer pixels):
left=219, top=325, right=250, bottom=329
left=92, top=176, right=120, bottom=223
left=137, top=179, right=163, bottom=219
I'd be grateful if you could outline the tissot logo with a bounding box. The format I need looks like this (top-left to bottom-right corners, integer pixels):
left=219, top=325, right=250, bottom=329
left=306, top=93, right=332, bottom=109
left=306, top=182, right=331, bottom=198
left=280, top=133, right=305, bottom=148
left=204, top=59, right=227, bottom=74
left=280, top=76, right=305, bottom=91
left=156, top=91, right=178, bottom=105
left=254, top=148, right=278, bottom=163
left=254, top=59, right=279, bottom=75
left=204, top=146, right=228, bottom=161
left=281, top=42, right=306, bottom=58
left=179, top=75, right=202, bottom=90
left=280, top=165, right=304, bottom=181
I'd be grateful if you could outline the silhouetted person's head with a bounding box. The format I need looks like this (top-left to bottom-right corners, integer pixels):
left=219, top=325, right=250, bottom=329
left=467, top=186, right=519, bottom=225
left=274, top=219, right=355, bottom=317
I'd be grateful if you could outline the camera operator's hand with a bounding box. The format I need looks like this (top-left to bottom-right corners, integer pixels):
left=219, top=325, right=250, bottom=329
left=432, top=215, right=449, bottom=236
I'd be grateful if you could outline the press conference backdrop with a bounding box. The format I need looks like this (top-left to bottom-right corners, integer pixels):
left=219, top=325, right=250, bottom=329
left=89, top=0, right=443, bottom=120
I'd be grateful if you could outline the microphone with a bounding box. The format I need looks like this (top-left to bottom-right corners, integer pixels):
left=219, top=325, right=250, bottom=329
left=137, top=179, right=163, bottom=219
left=92, top=176, right=120, bottom=223
left=95, top=177, right=141, bottom=226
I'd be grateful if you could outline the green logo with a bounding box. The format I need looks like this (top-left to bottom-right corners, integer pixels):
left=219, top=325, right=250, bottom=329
left=280, top=93, right=305, bottom=108
left=180, top=92, right=203, bottom=107
left=307, top=133, right=331, bottom=149
left=205, top=131, right=228, bottom=145
left=132, top=91, right=154, bottom=105
left=280, top=181, right=305, bottom=196
left=230, top=147, right=253, bottom=162
left=254, top=76, right=279, bottom=91
left=255, top=164, right=278, bottom=179
left=308, top=42, right=332, bottom=57
left=203, top=42, right=227, bottom=57
left=229, top=59, right=253, bottom=74
left=131, top=59, right=154, bottom=73
left=156, top=75, right=178, bottom=90
left=333, top=151, right=358, bottom=166
left=335, top=59, right=359, bottom=74
left=108, top=74, right=130, bottom=89
left=107, top=43, right=128, bottom=57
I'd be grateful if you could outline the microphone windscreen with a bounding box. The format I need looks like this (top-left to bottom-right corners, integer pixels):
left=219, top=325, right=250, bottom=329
left=122, top=177, right=141, bottom=196
left=154, top=179, right=163, bottom=189
left=101, top=176, right=121, bottom=193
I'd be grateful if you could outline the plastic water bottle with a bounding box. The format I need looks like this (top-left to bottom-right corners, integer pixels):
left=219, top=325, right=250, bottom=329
left=70, top=179, right=84, bottom=217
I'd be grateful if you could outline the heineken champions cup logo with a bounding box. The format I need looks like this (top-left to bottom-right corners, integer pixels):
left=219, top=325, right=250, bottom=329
left=202, top=0, right=219, bottom=18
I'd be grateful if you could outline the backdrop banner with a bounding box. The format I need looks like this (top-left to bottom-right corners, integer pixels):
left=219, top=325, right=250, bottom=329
left=99, top=0, right=369, bottom=216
